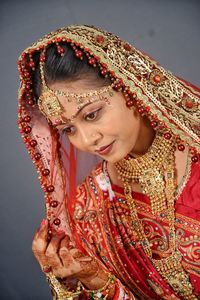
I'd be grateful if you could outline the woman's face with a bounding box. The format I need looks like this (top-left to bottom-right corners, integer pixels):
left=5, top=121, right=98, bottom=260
left=49, top=80, right=144, bottom=163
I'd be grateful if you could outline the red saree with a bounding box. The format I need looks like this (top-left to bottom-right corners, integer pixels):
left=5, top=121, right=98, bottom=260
left=72, top=155, right=200, bottom=299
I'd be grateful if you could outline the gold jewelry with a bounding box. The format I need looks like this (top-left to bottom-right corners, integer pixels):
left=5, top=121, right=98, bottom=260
left=115, top=132, right=197, bottom=299
left=115, top=132, right=175, bottom=214
left=38, top=55, right=63, bottom=122
left=38, top=56, right=114, bottom=123
left=42, top=264, right=51, bottom=273
left=80, top=274, right=115, bottom=299
left=46, top=272, right=82, bottom=300
left=54, top=85, right=114, bottom=109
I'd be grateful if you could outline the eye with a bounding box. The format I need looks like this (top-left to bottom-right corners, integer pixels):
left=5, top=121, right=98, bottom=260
left=85, top=108, right=101, bottom=121
left=62, top=126, right=76, bottom=135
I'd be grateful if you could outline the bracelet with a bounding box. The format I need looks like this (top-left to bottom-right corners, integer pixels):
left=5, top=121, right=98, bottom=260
left=46, top=272, right=83, bottom=300
left=80, top=274, right=116, bottom=299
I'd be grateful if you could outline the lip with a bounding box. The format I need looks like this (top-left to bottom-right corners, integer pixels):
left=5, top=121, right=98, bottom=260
left=96, top=141, right=115, bottom=155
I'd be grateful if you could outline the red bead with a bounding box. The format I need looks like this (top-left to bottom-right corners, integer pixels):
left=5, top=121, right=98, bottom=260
left=40, top=55, right=46, bottom=62
left=57, top=47, right=64, bottom=54
left=23, top=116, right=31, bottom=122
left=153, top=75, right=161, bottom=83
left=124, top=43, right=131, bottom=51
left=75, top=50, right=83, bottom=58
left=24, top=137, right=29, bottom=143
left=88, top=57, right=96, bottom=65
left=53, top=218, right=61, bottom=225
left=101, top=63, right=108, bottom=68
left=164, top=132, right=172, bottom=140
left=114, top=83, right=122, bottom=91
left=21, top=122, right=27, bottom=128
left=185, top=101, right=193, bottom=109
left=24, top=126, right=32, bottom=134
left=29, top=140, right=37, bottom=147
left=47, top=185, right=55, bottom=192
left=27, top=99, right=34, bottom=106
left=34, top=153, right=41, bottom=160
left=150, top=121, right=157, bottom=128
left=110, top=71, right=116, bottom=78
left=191, top=155, right=199, bottom=163
left=138, top=108, right=145, bottom=114
left=43, top=266, right=51, bottom=273
left=50, top=200, right=58, bottom=208
left=25, top=83, right=31, bottom=90
left=95, top=35, right=105, bottom=44
left=178, top=144, right=185, bottom=151
left=56, top=37, right=62, bottom=42
left=29, top=61, right=35, bottom=68
left=42, top=169, right=50, bottom=176
left=126, top=100, right=134, bottom=107
left=24, top=71, right=30, bottom=78
left=145, top=106, right=151, bottom=112
left=101, top=68, right=108, bottom=76
left=83, top=48, right=89, bottom=54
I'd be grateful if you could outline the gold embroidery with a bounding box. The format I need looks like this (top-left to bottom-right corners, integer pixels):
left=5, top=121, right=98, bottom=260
left=19, top=25, right=200, bottom=151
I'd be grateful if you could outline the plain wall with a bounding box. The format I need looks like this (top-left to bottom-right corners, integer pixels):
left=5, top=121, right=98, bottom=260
left=1, top=0, right=199, bottom=299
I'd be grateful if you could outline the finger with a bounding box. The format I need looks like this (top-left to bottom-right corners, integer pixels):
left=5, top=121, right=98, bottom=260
left=32, top=219, right=46, bottom=240
left=32, top=219, right=50, bottom=269
left=45, top=232, right=65, bottom=269
left=59, top=236, right=75, bottom=268
left=32, top=219, right=49, bottom=253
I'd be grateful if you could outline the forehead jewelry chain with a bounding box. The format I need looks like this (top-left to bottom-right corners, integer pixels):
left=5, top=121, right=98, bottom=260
left=37, top=55, right=114, bottom=124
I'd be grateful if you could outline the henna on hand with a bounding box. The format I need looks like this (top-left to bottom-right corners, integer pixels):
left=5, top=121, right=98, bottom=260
left=32, top=221, right=104, bottom=284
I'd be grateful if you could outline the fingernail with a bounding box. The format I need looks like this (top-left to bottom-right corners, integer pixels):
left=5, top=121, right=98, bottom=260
left=40, top=219, right=47, bottom=227
left=77, top=256, right=93, bottom=262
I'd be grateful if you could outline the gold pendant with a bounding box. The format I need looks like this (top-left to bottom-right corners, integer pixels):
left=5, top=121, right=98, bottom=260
left=152, top=251, right=197, bottom=300
left=141, top=168, right=167, bottom=214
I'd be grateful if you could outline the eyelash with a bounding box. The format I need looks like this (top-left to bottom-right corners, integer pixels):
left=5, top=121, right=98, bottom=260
left=62, top=108, right=102, bottom=135
left=84, top=108, right=102, bottom=121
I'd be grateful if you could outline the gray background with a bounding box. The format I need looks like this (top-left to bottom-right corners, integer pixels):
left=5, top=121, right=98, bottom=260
left=1, top=0, right=200, bottom=299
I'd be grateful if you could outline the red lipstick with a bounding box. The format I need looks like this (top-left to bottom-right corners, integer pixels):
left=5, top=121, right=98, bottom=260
left=96, top=141, right=115, bottom=155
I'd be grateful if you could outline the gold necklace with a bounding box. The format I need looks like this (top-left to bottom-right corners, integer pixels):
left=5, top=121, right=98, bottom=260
left=115, top=132, right=197, bottom=299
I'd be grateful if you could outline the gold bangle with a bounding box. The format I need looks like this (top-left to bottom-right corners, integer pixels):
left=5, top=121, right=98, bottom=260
left=80, top=274, right=115, bottom=297
left=46, top=272, right=83, bottom=300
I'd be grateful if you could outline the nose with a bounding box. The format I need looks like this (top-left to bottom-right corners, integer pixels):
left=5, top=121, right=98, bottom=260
left=79, top=126, right=102, bottom=148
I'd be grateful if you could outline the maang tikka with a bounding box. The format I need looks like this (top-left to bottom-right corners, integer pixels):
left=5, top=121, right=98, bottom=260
left=38, top=52, right=114, bottom=125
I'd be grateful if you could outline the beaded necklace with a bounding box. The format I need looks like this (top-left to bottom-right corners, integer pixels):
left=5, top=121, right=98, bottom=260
left=115, top=132, right=197, bottom=299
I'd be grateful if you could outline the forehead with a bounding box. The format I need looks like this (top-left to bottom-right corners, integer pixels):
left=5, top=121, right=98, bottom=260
left=50, top=80, right=96, bottom=113
left=48, top=80, right=112, bottom=123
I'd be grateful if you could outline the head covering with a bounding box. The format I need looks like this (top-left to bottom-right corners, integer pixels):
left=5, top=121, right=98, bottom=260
left=17, top=25, right=200, bottom=239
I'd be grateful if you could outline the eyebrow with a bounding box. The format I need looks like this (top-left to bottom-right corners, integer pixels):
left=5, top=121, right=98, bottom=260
left=54, top=102, right=94, bottom=127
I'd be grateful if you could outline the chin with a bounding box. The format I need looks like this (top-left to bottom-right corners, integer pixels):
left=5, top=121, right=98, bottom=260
left=104, top=153, right=127, bottom=164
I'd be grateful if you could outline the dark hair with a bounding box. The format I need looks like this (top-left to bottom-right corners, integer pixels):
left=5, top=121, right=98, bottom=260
left=31, top=43, right=111, bottom=99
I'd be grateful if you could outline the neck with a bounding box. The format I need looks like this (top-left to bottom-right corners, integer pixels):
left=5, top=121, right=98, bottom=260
left=130, top=116, right=156, bottom=157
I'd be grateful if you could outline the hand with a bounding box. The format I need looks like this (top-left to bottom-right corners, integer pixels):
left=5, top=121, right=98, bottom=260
left=32, top=219, right=99, bottom=280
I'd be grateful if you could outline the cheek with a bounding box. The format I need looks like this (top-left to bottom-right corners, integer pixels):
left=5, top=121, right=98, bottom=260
left=67, top=135, right=84, bottom=151
left=111, top=109, right=140, bottom=138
